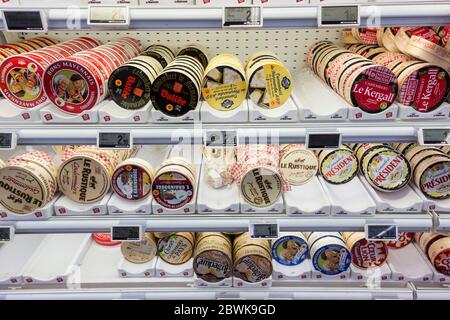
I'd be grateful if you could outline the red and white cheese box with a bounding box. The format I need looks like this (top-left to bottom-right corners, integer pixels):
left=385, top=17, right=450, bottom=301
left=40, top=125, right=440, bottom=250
left=42, top=38, right=140, bottom=114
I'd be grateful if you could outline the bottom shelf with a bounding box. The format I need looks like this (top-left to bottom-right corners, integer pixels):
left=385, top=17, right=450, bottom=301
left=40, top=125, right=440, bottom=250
left=0, top=235, right=448, bottom=300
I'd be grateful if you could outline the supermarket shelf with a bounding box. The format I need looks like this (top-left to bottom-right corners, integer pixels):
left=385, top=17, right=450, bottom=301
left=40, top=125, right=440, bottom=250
left=414, top=284, right=450, bottom=300
left=1, top=3, right=450, bottom=29
left=0, top=283, right=415, bottom=300
left=0, top=213, right=433, bottom=234
left=0, top=121, right=447, bottom=145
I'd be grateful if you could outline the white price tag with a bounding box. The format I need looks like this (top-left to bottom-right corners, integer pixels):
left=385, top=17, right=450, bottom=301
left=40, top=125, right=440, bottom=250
left=0, top=226, right=14, bottom=242
left=223, top=6, right=263, bottom=28
left=365, top=224, right=398, bottom=241
left=306, top=132, right=341, bottom=149
left=249, top=222, right=279, bottom=239
left=418, top=128, right=450, bottom=146
left=1, top=10, right=47, bottom=32
left=88, top=5, right=130, bottom=26
left=111, top=225, right=142, bottom=242
left=204, top=130, right=238, bottom=148
left=98, top=131, right=133, bottom=150
left=318, top=5, right=360, bottom=27
left=0, top=132, right=17, bottom=150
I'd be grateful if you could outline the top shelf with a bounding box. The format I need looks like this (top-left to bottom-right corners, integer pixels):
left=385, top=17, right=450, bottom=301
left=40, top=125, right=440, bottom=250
left=1, top=3, right=450, bottom=30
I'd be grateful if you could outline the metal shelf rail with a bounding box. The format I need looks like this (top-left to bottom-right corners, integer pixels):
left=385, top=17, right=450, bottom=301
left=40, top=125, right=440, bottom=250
left=0, top=3, right=450, bottom=29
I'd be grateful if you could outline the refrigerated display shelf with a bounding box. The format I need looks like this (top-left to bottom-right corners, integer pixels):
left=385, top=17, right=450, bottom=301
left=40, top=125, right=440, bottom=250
left=1, top=3, right=450, bottom=30
left=0, top=284, right=416, bottom=300
left=0, top=121, right=447, bottom=145
left=0, top=213, right=433, bottom=234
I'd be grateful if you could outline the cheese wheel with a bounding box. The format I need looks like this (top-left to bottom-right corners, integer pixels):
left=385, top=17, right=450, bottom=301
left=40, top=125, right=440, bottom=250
left=152, top=163, right=196, bottom=209
left=279, top=145, right=318, bottom=186
left=246, top=51, right=292, bottom=109
left=239, top=166, right=282, bottom=207
left=121, top=232, right=157, bottom=264
left=414, top=155, right=450, bottom=199
left=202, top=54, right=247, bottom=111
left=318, top=147, right=358, bottom=184
left=343, top=232, right=388, bottom=269
left=158, top=232, right=194, bottom=265
left=271, top=232, right=308, bottom=266
left=385, top=232, right=414, bottom=249
left=0, top=160, right=50, bottom=214
left=194, top=232, right=232, bottom=282
left=112, top=158, right=154, bottom=201
left=58, top=154, right=111, bottom=204
left=428, top=236, right=450, bottom=275
left=307, top=232, right=351, bottom=276
left=233, top=233, right=272, bottom=283
left=364, top=149, right=411, bottom=192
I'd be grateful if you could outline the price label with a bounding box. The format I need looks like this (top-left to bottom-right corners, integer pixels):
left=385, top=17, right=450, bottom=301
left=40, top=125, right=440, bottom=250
left=223, top=6, right=263, bottom=28
left=88, top=5, right=130, bottom=26
left=318, top=5, right=360, bottom=27
left=204, top=130, right=238, bottom=148
left=98, top=132, right=132, bottom=150
left=306, top=132, right=341, bottom=149
left=365, top=224, right=398, bottom=241
left=1, top=10, right=48, bottom=32
left=418, top=128, right=450, bottom=146
left=111, top=226, right=142, bottom=242
left=249, top=222, right=279, bottom=239
left=0, top=226, right=14, bottom=242
left=0, top=132, right=16, bottom=150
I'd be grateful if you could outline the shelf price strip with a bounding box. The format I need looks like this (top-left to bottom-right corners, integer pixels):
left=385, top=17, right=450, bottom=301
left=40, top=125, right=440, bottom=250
left=249, top=221, right=279, bottom=239
left=365, top=224, right=398, bottom=241
left=223, top=6, right=263, bottom=28
left=111, top=225, right=143, bottom=242
left=318, top=5, right=360, bottom=27
left=0, top=132, right=16, bottom=150
left=418, top=128, right=450, bottom=146
left=1, top=10, right=47, bottom=32
left=204, top=129, right=238, bottom=148
left=98, top=132, right=133, bottom=150
left=0, top=226, right=14, bottom=242
left=306, top=132, right=341, bottom=150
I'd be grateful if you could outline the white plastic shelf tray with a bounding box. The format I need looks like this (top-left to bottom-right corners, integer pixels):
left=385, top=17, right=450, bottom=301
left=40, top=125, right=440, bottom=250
left=248, top=97, right=299, bottom=122
left=118, top=257, right=158, bottom=278
left=284, top=176, right=331, bottom=216
left=0, top=195, right=59, bottom=221
left=99, top=100, right=151, bottom=124
left=272, top=259, right=312, bottom=281
left=413, top=243, right=450, bottom=284
left=0, top=234, right=46, bottom=286
left=21, top=234, right=91, bottom=285
left=387, top=244, right=434, bottom=283
left=359, top=176, right=424, bottom=213
left=107, top=194, right=153, bottom=215
left=39, top=102, right=102, bottom=123
left=196, top=162, right=240, bottom=214
left=200, top=100, right=249, bottom=123
left=294, top=70, right=349, bottom=121
left=151, top=107, right=200, bottom=123
left=0, top=99, right=43, bottom=123
left=397, top=102, right=450, bottom=120
left=80, top=241, right=192, bottom=288
left=349, top=264, right=392, bottom=282
left=318, top=176, right=376, bottom=216
left=55, top=193, right=112, bottom=216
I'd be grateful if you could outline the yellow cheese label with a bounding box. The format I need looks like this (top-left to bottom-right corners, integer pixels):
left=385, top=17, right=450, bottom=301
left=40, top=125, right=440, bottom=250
left=262, top=64, right=292, bottom=109
left=202, top=81, right=247, bottom=111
